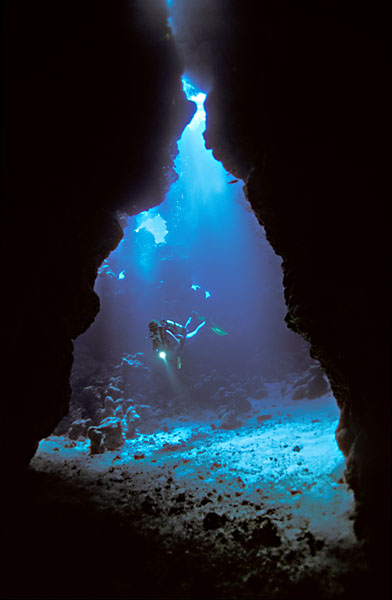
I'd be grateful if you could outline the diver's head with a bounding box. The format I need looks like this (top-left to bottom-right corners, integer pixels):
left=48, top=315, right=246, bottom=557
left=148, top=320, right=160, bottom=333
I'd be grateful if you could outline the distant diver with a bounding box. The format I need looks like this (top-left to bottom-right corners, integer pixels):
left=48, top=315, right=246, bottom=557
left=148, top=312, right=228, bottom=369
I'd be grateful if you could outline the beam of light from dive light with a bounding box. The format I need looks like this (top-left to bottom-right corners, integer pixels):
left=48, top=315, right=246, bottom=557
left=159, top=351, right=167, bottom=360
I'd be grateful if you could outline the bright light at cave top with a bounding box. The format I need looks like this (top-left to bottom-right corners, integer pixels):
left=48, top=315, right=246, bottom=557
left=134, top=211, right=168, bottom=244
left=182, top=78, right=206, bottom=131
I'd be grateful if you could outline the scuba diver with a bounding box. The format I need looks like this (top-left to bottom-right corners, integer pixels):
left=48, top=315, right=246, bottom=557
left=148, top=315, right=206, bottom=369
left=148, top=312, right=228, bottom=369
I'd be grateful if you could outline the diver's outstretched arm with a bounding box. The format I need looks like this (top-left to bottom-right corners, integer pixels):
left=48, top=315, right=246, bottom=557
left=165, top=329, right=182, bottom=349
left=186, top=321, right=206, bottom=339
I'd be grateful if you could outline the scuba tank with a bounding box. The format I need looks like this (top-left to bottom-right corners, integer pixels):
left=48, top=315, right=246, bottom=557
left=161, top=319, right=186, bottom=337
left=161, top=320, right=187, bottom=349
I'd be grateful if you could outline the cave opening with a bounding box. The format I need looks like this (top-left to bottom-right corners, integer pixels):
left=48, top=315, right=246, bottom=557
left=33, top=75, right=356, bottom=576
left=3, top=0, right=388, bottom=597
left=46, top=75, right=339, bottom=451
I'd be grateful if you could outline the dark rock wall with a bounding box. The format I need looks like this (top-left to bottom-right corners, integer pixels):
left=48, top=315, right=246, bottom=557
left=170, top=0, right=390, bottom=583
left=2, top=0, right=194, bottom=467
left=2, top=0, right=390, bottom=589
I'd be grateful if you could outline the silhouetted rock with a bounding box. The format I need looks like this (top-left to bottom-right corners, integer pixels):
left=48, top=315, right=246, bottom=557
left=68, top=418, right=93, bottom=440
left=175, top=1, right=389, bottom=580
left=88, top=417, right=124, bottom=453
left=233, top=393, right=252, bottom=414
left=3, top=0, right=194, bottom=469
left=2, top=0, right=389, bottom=595
left=125, top=407, right=141, bottom=439
left=203, top=512, right=227, bottom=530
left=246, top=520, right=281, bottom=548
left=219, top=409, right=243, bottom=430
left=88, top=427, right=105, bottom=455
left=78, top=386, right=103, bottom=419
left=292, top=365, right=330, bottom=400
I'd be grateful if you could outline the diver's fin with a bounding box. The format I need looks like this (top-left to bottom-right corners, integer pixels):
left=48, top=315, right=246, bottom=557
left=192, top=310, right=204, bottom=321
left=193, top=311, right=228, bottom=336
left=209, top=323, right=228, bottom=336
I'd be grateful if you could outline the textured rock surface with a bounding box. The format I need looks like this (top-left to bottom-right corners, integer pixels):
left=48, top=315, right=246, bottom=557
left=2, top=0, right=194, bottom=468
left=2, top=1, right=390, bottom=595
left=4, top=401, right=368, bottom=599
left=68, top=418, right=93, bottom=441
left=88, top=417, right=124, bottom=453
left=61, top=351, right=314, bottom=444
left=170, top=0, right=390, bottom=591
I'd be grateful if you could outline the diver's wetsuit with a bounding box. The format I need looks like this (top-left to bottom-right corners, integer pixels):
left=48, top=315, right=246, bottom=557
left=149, top=317, right=206, bottom=367
left=159, top=320, right=187, bottom=352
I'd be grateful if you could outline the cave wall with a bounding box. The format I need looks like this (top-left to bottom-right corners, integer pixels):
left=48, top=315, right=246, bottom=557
left=2, top=0, right=389, bottom=589
left=2, top=0, right=194, bottom=468
left=170, top=0, right=390, bottom=585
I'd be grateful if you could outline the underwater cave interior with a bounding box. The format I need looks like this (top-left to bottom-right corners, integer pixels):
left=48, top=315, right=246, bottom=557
left=47, top=76, right=339, bottom=452
left=34, top=78, right=357, bottom=577
left=3, top=0, right=388, bottom=596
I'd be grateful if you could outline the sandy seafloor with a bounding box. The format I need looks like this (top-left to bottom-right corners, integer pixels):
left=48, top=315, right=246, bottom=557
left=3, top=391, right=372, bottom=600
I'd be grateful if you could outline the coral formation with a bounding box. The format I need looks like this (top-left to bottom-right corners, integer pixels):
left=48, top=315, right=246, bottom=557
left=60, top=352, right=327, bottom=447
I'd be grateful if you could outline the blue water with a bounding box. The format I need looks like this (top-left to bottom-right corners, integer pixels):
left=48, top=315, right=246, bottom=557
left=61, top=77, right=342, bottom=501
left=80, top=77, right=310, bottom=378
